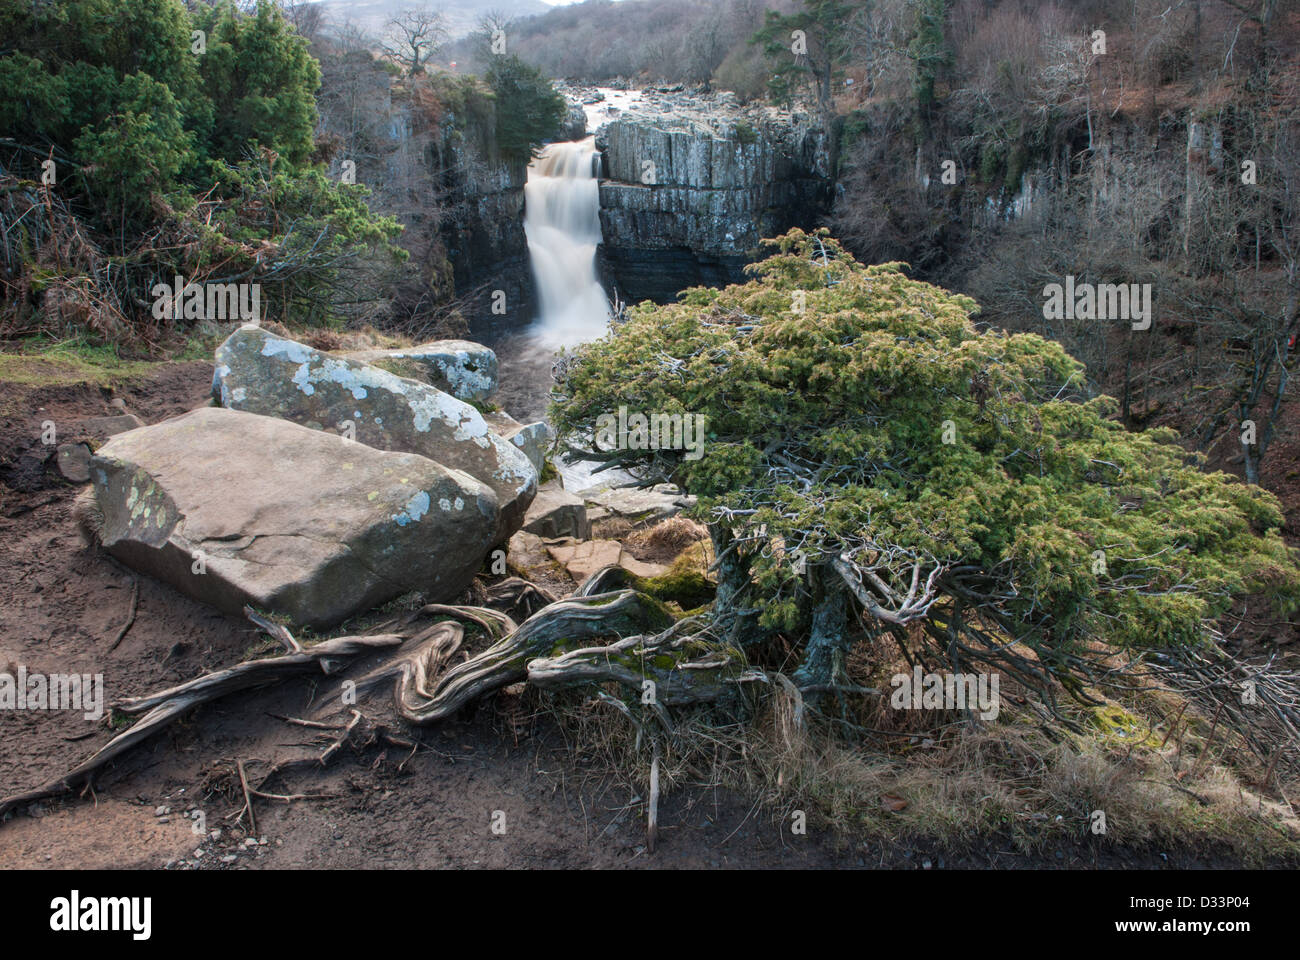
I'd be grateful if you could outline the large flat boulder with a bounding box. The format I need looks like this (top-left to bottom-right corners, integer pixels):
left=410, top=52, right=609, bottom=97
left=83, top=407, right=499, bottom=628
left=343, top=339, right=499, bottom=403
left=545, top=539, right=623, bottom=583
left=544, top=538, right=669, bottom=582
left=213, top=326, right=535, bottom=542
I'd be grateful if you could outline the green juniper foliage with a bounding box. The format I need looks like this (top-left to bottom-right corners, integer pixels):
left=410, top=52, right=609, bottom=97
left=192, top=0, right=322, bottom=167
left=0, top=0, right=403, bottom=336
left=553, top=229, right=1300, bottom=691
left=484, top=55, right=568, bottom=163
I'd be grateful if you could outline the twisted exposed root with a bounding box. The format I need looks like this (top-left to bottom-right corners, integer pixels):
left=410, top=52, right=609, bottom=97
left=528, top=616, right=766, bottom=710
left=403, top=603, right=517, bottom=639
left=115, top=631, right=408, bottom=717
left=0, top=609, right=410, bottom=820
left=382, top=590, right=677, bottom=724
left=574, top=564, right=632, bottom=597
left=0, top=576, right=760, bottom=823
left=480, top=577, right=557, bottom=620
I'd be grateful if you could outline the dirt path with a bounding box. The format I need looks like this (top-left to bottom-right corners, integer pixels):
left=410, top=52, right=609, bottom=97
left=0, top=361, right=1286, bottom=870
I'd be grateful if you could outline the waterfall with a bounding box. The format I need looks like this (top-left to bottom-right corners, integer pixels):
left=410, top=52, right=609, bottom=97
left=524, top=136, right=611, bottom=345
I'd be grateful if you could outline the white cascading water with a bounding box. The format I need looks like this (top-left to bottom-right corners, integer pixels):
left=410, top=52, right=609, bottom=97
left=491, top=135, right=622, bottom=492
left=523, top=136, right=611, bottom=346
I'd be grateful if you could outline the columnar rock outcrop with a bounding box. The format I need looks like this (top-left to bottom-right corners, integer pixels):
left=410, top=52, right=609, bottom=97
left=213, top=325, right=537, bottom=542
left=426, top=83, right=834, bottom=329
left=591, top=89, right=833, bottom=302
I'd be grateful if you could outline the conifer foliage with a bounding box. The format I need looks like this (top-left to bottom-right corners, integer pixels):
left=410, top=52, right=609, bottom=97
left=553, top=229, right=1300, bottom=710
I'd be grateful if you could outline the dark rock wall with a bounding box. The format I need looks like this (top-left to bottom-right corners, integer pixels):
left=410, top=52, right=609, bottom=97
left=438, top=146, right=537, bottom=339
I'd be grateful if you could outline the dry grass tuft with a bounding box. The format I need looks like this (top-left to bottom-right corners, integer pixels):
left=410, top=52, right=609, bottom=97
left=622, top=516, right=711, bottom=564
left=532, top=670, right=1300, bottom=862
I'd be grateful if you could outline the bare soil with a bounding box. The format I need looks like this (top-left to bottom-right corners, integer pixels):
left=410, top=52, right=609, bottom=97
left=0, top=361, right=1290, bottom=869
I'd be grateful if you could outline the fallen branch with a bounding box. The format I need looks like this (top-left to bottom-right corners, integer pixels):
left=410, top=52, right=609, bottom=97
left=236, top=758, right=257, bottom=837
left=647, top=746, right=660, bottom=854
left=319, top=709, right=363, bottom=766
left=107, top=577, right=139, bottom=652
left=0, top=612, right=409, bottom=820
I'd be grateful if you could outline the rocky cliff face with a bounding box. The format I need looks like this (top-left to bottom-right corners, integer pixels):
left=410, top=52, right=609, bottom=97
left=364, top=80, right=538, bottom=339
left=428, top=84, right=836, bottom=334
left=438, top=145, right=535, bottom=337
left=588, top=87, right=834, bottom=303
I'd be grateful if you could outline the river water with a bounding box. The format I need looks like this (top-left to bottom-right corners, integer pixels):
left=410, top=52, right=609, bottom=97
left=491, top=128, right=626, bottom=491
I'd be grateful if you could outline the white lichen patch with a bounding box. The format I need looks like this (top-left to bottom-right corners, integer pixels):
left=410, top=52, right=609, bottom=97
left=403, top=386, right=489, bottom=440
left=488, top=436, right=539, bottom=492
left=258, top=336, right=313, bottom=365
left=213, top=363, right=234, bottom=406
left=385, top=342, right=497, bottom=400
left=291, top=363, right=315, bottom=396
left=393, top=490, right=430, bottom=527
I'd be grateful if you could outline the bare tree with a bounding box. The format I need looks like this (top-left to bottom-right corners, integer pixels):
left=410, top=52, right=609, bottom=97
left=280, top=0, right=324, bottom=42
left=382, top=6, right=449, bottom=77
left=683, top=13, right=729, bottom=86
left=1184, top=97, right=1300, bottom=483
left=465, top=10, right=514, bottom=72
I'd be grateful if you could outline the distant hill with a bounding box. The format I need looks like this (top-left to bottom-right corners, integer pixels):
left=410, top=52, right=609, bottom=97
left=317, top=0, right=552, bottom=39
left=436, top=0, right=762, bottom=91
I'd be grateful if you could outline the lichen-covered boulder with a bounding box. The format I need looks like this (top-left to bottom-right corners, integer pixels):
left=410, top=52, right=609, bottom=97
left=83, top=407, right=499, bottom=628
left=343, top=339, right=499, bottom=403
left=213, top=326, right=535, bottom=541
left=483, top=410, right=549, bottom=474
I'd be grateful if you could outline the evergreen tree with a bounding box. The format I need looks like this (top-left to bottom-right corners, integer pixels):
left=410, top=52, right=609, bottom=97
left=484, top=55, right=566, bottom=163
left=194, top=0, right=321, bottom=167
left=909, top=0, right=951, bottom=113
left=752, top=0, right=858, bottom=123
left=553, top=229, right=1300, bottom=696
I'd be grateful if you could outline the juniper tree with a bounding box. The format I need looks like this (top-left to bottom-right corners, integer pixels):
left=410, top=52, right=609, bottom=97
left=552, top=229, right=1300, bottom=721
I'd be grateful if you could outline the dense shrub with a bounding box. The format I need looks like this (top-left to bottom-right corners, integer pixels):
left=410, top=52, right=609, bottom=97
left=553, top=230, right=1300, bottom=691
left=0, top=0, right=403, bottom=340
